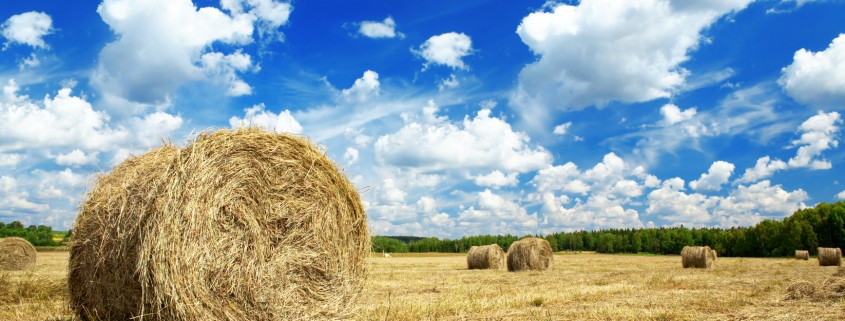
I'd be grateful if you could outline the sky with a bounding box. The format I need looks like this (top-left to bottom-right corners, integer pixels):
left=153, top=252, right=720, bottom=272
left=1, top=0, right=844, bottom=238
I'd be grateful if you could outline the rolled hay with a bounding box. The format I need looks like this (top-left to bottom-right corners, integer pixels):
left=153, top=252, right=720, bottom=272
left=69, top=128, right=369, bottom=321
left=796, top=250, right=810, bottom=260
left=681, top=246, right=714, bottom=269
left=467, top=244, right=506, bottom=270
left=711, top=249, right=718, bottom=259
left=507, top=238, right=553, bottom=272
left=818, top=247, right=842, bottom=266
left=0, top=237, right=37, bottom=270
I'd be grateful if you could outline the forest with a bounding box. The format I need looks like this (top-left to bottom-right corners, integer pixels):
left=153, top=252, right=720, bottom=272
left=373, top=201, right=845, bottom=257
left=0, top=221, right=65, bottom=246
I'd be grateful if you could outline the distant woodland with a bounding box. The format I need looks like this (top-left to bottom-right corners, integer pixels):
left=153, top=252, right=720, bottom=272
left=373, top=201, right=845, bottom=257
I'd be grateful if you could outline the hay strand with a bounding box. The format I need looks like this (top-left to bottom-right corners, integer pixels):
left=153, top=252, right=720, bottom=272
left=69, top=128, right=369, bottom=321
left=0, top=237, right=36, bottom=271
left=818, top=247, right=842, bottom=266
left=796, top=250, right=810, bottom=260
left=506, top=238, right=553, bottom=272
left=467, top=244, right=506, bottom=270
left=681, top=246, right=714, bottom=269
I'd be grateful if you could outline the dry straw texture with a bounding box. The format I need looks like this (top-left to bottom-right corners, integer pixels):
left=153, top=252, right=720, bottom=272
left=69, top=128, right=369, bottom=321
left=467, top=244, right=505, bottom=270
left=818, top=247, right=842, bottom=266
left=681, top=246, right=714, bottom=269
left=507, top=238, right=553, bottom=272
left=796, top=250, right=810, bottom=260
left=0, top=237, right=36, bottom=271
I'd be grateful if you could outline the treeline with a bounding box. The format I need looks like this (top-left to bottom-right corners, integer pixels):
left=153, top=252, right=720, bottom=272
left=374, top=201, right=845, bottom=257
left=0, top=221, right=65, bottom=246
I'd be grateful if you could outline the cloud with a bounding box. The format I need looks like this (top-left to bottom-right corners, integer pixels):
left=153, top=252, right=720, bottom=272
left=737, top=111, right=840, bottom=183
left=0, top=81, right=128, bottom=152
left=660, top=104, right=697, bottom=126
left=615, top=84, right=790, bottom=165
left=375, top=105, right=552, bottom=173
left=343, top=147, right=359, bottom=165
left=736, top=156, right=788, bottom=183
left=53, top=150, right=99, bottom=167
left=474, top=170, right=519, bottom=189
left=415, top=32, right=473, bottom=70
left=690, top=161, right=735, bottom=191
left=357, top=17, right=403, bottom=39
left=0, top=153, right=23, bottom=167
left=838, top=190, right=845, bottom=200
left=458, top=189, right=538, bottom=234
left=342, top=70, right=380, bottom=102
left=787, top=111, right=840, bottom=169
left=780, top=34, right=845, bottom=107
left=92, top=0, right=291, bottom=104
left=646, top=178, right=715, bottom=226
left=511, top=0, right=753, bottom=128
left=553, top=122, right=571, bottom=135
left=221, top=0, right=292, bottom=38
left=200, top=50, right=256, bottom=96
left=229, top=103, right=303, bottom=134
left=1, top=11, right=52, bottom=49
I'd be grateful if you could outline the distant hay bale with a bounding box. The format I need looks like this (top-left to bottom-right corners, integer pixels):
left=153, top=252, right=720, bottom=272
left=796, top=250, right=810, bottom=260
left=0, top=237, right=37, bottom=271
left=711, top=249, right=718, bottom=259
left=507, top=238, right=553, bottom=272
left=818, top=247, right=842, bottom=266
left=69, top=128, right=369, bottom=321
left=681, top=246, right=714, bottom=269
left=467, top=244, right=506, bottom=270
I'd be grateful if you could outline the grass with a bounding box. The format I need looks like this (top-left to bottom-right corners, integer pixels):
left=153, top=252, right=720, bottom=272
left=2, top=251, right=844, bottom=320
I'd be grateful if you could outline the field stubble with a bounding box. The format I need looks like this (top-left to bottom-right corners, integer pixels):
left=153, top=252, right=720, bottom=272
left=2, top=251, right=844, bottom=320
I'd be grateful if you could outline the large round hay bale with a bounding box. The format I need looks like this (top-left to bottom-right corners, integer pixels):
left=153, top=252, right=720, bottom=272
left=818, top=247, right=842, bottom=266
left=467, top=244, right=505, bottom=270
left=506, top=238, right=553, bottom=272
left=0, top=237, right=36, bottom=270
left=796, top=250, right=810, bottom=260
left=69, top=128, right=369, bottom=321
left=681, top=246, right=714, bottom=269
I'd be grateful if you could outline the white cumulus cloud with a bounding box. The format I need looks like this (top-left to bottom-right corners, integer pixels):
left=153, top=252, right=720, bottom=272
left=474, top=170, right=519, bottom=189
left=690, top=161, right=735, bottom=191
left=779, top=33, right=845, bottom=107
left=93, top=0, right=291, bottom=104
left=375, top=106, right=552, bottom=173
left=415, top=32, right=473, bottom=70
left=342, top=70, right=380, bottom=102
left=1, top=11, right=53, bottom=49
left=358, top=17, right=402, bottom=39
left=229, top=103, right=303, bottom=134
left=511, top=0, right=753, bottom=128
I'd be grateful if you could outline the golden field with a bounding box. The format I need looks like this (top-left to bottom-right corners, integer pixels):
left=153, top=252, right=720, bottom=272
left=2, top=251, right=844, bottom=320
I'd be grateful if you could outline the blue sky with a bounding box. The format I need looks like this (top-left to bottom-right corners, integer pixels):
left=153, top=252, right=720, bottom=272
left=1, top=0, right=844, bottom=237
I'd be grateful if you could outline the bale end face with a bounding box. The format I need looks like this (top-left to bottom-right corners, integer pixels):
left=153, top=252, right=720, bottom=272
left=818, top=247, right=842, bottom=266
left=0, top=237, right=37, bottom=271
left=467, top=244, right=506, bottom=270
left=68, top=129, right=369, bottom=321
left=506, top=238, right=553, bottom=272
left=681, top=246, right=714, bottom=269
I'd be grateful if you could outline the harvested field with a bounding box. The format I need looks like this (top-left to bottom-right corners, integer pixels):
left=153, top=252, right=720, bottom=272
left=3, top=251, right=845, bottom=320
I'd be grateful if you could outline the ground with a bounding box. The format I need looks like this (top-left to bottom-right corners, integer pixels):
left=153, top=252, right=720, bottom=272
left=1, top=251, right=843, bottom=320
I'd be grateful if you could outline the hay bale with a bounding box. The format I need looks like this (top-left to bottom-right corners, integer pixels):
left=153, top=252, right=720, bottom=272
left=0, top=237, right=37, bottom=270
left=796, top=250, right=810, bottom=260
left=818, top=247, right=842, bottom=266
left=711, top=249, right=718, bottom=259
left=69, top=128, right=369, bottom=321
left=681, top=246, right=714, bottom=269
left=506, top=238, right=553, bottom=272
left=467, top=244, right=506, bottom=270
